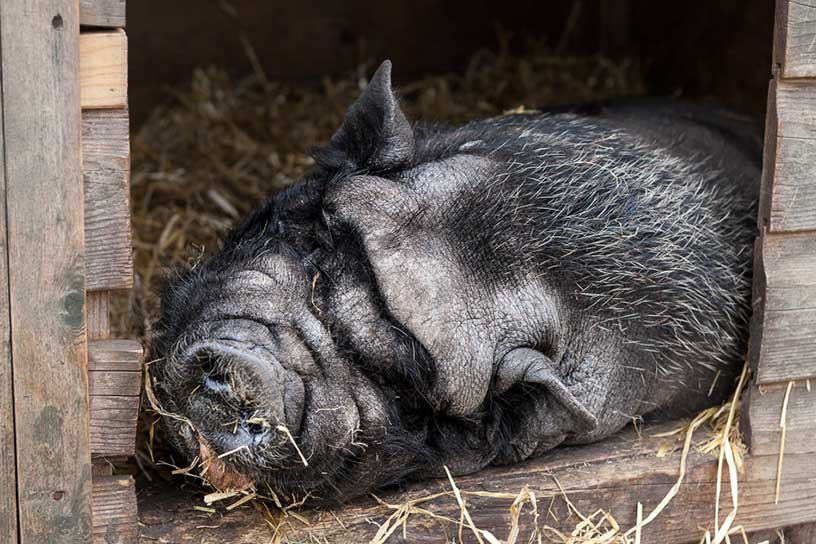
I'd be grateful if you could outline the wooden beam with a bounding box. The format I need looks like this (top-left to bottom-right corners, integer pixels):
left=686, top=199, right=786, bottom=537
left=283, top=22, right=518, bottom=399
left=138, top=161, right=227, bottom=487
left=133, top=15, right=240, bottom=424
left=0, top=28, right=19, bottom=544
left=0, top=1, right=93, bottom=541
left=758, top=79, right=778, bottom=232
left=136, top=422, right=816, bottom=543
left=86, top=291, right=111, bottom=340
left=90, top=396, right=140, bottom=458
left=760, top=80, right=816, bottom=232
left=746, top=382, right=816, bottom=457
left=750, top=232, right=816, bottom=384
left=80, top=30, right=127, bottom=110
left=82, top=108, right=133, bottom=291
left=774, top=0, right=816, bottom=79
left=92, top=475, right=137, bottom=544
left=88, top=340, right=141, bottom=458
left=80, top=0, right=126, bottom=28
left=88, top=339, right=142, bottom=373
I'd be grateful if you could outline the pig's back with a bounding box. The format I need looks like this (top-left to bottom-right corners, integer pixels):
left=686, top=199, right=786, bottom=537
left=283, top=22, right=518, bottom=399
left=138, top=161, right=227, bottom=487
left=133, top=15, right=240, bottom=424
left=554, top=99, right=763, bottom=201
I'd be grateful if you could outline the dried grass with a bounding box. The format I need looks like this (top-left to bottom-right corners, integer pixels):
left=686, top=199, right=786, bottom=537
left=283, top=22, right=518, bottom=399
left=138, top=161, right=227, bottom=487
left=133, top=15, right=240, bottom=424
left=774, top=381, right=795, bottom=505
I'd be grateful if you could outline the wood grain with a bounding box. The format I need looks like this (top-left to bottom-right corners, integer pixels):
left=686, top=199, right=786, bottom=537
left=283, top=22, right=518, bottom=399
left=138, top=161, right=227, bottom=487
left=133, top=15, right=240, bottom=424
left=90, top=396, right=140, bottom=458
left=0, top=37, right=19, bottom=544
left=82, top=108, right=133, bottom=291
left=92, top=475, right=137, bottom=544
left=746, top=382, right=816, bottom=457
left=774, top=0, right=816, bottom=78
left=86, top=291, right=111, bottom=340
left=137, top=422, right=816, bottom=543
left=762, top=80, right=816, bottom=232
left=752, top=233, right=816, bottom=384
left=88, top=340, right=142, bottom=458
left=92, top=462, right=113, bottom=477
left=88, top=370, right=141, bottom=397
left=758, top=80, right=778, bottom=231
left=0, top=1, right=93, bottom=541
left=80, top=30, right=127, bottom=109
left=80, top=0, right=126, bottom=28
left=88, top=339, right=142, bottom=372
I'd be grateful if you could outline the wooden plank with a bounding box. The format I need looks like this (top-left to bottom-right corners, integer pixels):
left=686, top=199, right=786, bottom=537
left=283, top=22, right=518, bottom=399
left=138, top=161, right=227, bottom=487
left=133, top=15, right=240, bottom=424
left=746, top=382, right=816, bottom=457
left=80, top=0, right=126, bottom=28
left=762, top=80, right=816, bottom=232
left=80, top=30, right=127, bottom=109
left=137, top=422, right=816, bottom=543
left=88, top=340, right=141, bottom=458
left=760, top=233, right=816, bottom=312
left=0, top=1, right=93, bottom=542
left=92, top=475, right=137, bottom=544
left=0, top=30, right=19, bottom=544
left=90, top=396, right=140, bottom=458
left=774, top=0, right=816, bottom=79
left=92, top=462, right=113, bottom=477
left=752, top=233, right=816, bottom=384
left=758, top=80, right=778, bottom=231
left=88, top=339, right=142, bottom=372
left=82, top=108, right=132, bottom=291
left=88, top=370, right=141, bottom=397
left=87, top=291, right=111, bottom=340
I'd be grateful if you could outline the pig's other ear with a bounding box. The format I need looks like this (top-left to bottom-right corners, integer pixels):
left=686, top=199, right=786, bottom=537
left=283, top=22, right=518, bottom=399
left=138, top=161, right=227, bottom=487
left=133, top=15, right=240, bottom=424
left=496, top=348, right=598, bottom=434
left=317, top=60, right=415, bottom=172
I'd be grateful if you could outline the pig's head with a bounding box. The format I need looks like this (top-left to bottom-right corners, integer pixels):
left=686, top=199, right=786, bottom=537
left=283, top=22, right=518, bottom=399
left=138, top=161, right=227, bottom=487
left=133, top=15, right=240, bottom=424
left=149, top=61, right=442, bottom=501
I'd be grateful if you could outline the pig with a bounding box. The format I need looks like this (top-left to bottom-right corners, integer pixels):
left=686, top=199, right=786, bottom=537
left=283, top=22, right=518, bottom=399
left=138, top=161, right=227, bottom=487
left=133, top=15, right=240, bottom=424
left=149, top=61, right=760, bottom=502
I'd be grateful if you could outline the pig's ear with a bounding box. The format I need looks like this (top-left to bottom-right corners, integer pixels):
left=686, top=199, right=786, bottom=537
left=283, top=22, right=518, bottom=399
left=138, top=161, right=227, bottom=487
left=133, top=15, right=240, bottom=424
left=496, top=348, right=598, bottom=433
left=319, top=60, right=415, bottom=172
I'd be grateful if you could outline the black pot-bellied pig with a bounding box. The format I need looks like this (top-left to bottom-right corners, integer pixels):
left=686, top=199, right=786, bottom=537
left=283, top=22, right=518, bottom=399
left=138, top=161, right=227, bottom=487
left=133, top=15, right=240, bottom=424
left=149, top=61, right=760, bottom=502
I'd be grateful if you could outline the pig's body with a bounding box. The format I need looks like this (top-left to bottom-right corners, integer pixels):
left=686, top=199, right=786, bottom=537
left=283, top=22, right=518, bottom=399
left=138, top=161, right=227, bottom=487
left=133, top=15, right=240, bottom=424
left=151, top=62, right=759, bottom=501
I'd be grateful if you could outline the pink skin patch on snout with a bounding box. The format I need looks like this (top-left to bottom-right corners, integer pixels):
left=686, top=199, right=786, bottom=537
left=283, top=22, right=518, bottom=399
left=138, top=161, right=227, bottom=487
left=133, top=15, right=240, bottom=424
left=198, top=435, right=255, bottom=492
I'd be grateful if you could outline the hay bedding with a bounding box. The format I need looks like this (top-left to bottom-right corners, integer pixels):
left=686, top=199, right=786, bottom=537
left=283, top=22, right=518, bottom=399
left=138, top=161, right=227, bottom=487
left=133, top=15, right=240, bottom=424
left=126, top=39, right=761, bottom=543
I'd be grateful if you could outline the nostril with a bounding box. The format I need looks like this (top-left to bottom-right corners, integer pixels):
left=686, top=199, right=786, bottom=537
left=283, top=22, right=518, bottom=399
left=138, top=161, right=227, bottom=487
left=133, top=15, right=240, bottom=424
left=204, top=374, right=230, bottom=393
left=247, top=422, right=266, bottom=435
left=244, top=413, right=271, bottom=437
left=195, top=350, right=230, bottom=393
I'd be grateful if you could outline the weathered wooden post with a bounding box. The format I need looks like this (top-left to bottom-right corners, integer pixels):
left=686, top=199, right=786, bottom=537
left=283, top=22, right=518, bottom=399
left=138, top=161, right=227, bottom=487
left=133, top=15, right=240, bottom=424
left=0, top=1, right=92, bottom=541
left=0, top=1, right=138, bottom=542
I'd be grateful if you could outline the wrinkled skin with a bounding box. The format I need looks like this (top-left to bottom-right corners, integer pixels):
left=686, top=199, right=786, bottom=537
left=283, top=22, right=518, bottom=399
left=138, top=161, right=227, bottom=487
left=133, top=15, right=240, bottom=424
left=150, top=61, right=759, bottom=502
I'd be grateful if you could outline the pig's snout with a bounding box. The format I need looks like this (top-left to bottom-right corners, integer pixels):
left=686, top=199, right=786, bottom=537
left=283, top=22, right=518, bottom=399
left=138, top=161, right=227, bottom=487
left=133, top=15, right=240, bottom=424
left=187, top=341, right=305, bottom=454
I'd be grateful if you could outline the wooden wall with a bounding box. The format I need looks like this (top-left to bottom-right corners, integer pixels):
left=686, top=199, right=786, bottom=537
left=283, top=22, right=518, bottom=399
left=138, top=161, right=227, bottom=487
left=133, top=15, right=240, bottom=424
left=0, top=2, right=92, bottom=541
left=0, top=1, right=140, bottom=542
left=125, top=0, right=774, bottom=125
left=744, top=0, right=816, bottom=538
left=81, top=6, right=142, bottom=543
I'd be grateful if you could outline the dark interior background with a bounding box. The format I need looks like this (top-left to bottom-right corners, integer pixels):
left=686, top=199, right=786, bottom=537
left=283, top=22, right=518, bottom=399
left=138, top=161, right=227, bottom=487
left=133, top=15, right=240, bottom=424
left=127, top=0, right=774, bottom=127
